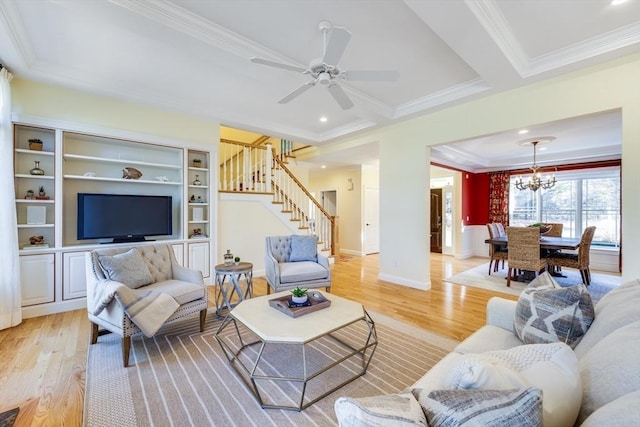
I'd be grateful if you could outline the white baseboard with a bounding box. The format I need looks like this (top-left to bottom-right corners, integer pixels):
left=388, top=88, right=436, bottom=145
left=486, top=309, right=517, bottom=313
left=22, top=298, right=87, bottom=319
left=378, top=273, right=430, bottom=290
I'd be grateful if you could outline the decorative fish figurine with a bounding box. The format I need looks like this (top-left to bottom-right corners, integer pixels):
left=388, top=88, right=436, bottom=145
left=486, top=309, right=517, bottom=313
left=122, top=167, right=143, bottom=179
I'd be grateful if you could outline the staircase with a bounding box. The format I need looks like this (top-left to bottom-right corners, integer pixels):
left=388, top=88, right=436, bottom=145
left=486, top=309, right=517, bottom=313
left=219, top=139, right=337, bottom=255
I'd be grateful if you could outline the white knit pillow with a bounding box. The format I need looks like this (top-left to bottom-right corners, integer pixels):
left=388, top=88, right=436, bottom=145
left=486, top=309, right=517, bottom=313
left=442, top=343, right=581, bottom=427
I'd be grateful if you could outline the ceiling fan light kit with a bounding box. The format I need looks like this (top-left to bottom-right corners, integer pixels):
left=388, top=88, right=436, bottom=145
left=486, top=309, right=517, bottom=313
left=251, top=21, right=399, bottom=110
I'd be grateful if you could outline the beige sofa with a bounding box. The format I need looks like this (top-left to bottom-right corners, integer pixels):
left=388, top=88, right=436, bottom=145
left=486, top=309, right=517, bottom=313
left=335, top=278, right=640, bottom=426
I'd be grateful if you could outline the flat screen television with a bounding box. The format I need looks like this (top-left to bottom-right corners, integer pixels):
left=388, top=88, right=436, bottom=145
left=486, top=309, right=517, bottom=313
left=77, top=193, right=173, bottom=243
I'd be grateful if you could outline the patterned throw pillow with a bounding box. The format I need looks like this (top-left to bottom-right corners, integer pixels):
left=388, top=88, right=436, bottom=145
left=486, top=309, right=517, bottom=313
left=289, top=235, right=318, bottom=262
left=439, top=342, right=582, bottom=427
left=514, top=272, right=594, bottom=348
left=413, top=388, right=543, bottom=427
left=98, top=248, right=154, bottom=289
left=334, top=393, right=427, bottom=426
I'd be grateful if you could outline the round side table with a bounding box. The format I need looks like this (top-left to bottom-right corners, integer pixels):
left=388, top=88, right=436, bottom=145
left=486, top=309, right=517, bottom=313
left=214, top=262, right=253, bottom=317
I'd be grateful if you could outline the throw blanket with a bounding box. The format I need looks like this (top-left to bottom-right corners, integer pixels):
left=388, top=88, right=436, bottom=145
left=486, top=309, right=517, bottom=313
left=92, top=281, right=179, bottom=337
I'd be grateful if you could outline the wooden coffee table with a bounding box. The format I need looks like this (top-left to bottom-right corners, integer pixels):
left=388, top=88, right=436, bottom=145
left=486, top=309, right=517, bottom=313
left=214, top=291, right=378, bottom=411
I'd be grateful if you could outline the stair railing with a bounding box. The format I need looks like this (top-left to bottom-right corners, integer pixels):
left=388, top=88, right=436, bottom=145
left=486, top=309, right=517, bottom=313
left=219, top=139, right=336, bottom=255
left=271, top=149, right=336, bottom=253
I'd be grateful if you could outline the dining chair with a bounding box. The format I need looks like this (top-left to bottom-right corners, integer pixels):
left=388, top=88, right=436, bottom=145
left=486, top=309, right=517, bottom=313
left=543, top=223, right=564, bottom=273
left=486, top=223, right=508, bottom=275
left=546, top=226, right=596, bottom=285
left=506, top=226, right=548, bottom=287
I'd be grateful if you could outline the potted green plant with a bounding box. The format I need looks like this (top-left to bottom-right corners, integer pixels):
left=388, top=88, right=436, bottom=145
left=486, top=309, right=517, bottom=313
left=234, top=256, right=240, bottom=265
left=193, top=158, right=202, bottom=167
left=290, top=287, right=308, bottom=304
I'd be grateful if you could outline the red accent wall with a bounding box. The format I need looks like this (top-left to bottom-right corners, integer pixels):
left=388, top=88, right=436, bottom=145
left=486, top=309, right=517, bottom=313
left=433, top=159, right=619, bottom=227
left=462, top=172, right=490, bottom=226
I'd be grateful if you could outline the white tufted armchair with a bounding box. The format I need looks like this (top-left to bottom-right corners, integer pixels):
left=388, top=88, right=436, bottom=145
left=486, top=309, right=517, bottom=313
left=265, top=235, right=331, bottom=294
left=86, top=243, right=208, bottom=367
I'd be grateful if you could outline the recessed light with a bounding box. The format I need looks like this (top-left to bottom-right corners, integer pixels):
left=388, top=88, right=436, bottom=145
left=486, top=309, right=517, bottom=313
left=319, top=116, right=328, bottom=122
left=611, top=0, right=627, bottom=5
left=321, top=165, right=327, bottom=169
left=518, top=129, right=529, bottom=134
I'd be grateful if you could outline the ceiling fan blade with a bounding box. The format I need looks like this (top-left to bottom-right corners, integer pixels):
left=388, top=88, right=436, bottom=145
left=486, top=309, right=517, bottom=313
left=250, top=57, right=307, bottom=73
left=345, top=70, right=399, bottom=82
left=278, top=82, right=315, bottom=104
left=327, top=83, right=354, bottom=110
left=322, top=27, right=352, bottom=66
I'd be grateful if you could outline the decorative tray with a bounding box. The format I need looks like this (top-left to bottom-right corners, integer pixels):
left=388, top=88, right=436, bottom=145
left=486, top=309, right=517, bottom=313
left=268, top=291, right=331, bottom=318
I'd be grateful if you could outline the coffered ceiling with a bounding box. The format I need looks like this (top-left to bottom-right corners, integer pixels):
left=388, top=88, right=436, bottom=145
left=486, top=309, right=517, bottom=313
left=1, top=0, right=637, bottom=171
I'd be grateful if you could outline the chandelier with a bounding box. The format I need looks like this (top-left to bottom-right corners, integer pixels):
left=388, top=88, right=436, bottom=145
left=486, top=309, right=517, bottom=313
left=514, top=140, right=556, bottom=192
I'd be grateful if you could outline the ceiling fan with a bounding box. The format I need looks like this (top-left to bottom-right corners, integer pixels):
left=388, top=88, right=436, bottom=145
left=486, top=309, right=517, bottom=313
left=250, top=21, right=399, bottom=110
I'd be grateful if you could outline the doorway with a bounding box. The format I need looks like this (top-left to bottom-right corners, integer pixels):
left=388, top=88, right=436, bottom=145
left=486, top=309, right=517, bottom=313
left=430, top=188, right=442, bottom=253
left=364, top=187, right=380, bottom=254
left=320, top=190, right=337, bottom=216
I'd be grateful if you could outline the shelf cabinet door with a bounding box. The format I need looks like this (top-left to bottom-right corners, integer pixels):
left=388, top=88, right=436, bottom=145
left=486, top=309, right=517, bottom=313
left=188, top=241, right=210, bottom=278
left=63, top=251, right=88, bottom=300
left=20, top=253, right=55, bottom=306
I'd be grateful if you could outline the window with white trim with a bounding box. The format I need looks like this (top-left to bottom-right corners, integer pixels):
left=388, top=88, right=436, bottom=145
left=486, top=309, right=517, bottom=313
left=509, top=167, right=620, bottom=247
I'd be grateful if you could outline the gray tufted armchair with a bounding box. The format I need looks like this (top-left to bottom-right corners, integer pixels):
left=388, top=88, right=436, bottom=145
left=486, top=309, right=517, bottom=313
left=86, top=243, right=208, bottom=367
left=265, top=235, right=331, bottom=294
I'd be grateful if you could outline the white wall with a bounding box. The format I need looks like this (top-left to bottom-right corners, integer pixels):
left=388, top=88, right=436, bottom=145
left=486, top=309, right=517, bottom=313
left=312, top=54, right=640, bottom=285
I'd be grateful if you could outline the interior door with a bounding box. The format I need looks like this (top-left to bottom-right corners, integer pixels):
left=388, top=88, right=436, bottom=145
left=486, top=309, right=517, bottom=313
left=364, top=187, right=380, bottom=254
left=430, top=189, right=442, bottom=253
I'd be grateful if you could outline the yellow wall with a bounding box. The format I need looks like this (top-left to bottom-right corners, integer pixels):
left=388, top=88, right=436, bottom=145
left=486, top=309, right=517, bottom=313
left=12, top=78, right=219, bottom=145
left=309, top=166, right=363, bottom=255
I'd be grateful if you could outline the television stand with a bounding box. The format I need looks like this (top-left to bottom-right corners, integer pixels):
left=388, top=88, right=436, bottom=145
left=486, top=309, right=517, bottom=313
left=109, top=237, right=155, bottom=244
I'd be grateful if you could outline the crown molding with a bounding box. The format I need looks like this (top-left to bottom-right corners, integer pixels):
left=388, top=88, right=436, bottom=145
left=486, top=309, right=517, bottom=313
left=465, top=0, right=528, bottom=74
left=523, top=23, right=640, bottom=77
left=110, top=0, right=303, bottom=66
left=0, top=0, right=37, bottom=68
left=467, top=0, right=640, bottom=79
left=395, top=78, right=491, bottom=118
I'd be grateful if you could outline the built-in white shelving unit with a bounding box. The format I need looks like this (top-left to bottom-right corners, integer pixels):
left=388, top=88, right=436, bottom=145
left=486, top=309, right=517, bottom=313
left=13, top=120, right=214, bottom=318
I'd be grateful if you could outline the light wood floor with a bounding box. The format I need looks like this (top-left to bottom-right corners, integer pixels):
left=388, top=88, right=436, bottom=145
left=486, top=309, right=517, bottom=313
left=0, top=253, right=512, bottom=426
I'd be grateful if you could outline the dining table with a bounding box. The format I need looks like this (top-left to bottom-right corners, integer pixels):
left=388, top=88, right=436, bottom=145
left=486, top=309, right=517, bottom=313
left=484, top=235, right=580, bottom=251
left=484, top=235, right=581, bottom=281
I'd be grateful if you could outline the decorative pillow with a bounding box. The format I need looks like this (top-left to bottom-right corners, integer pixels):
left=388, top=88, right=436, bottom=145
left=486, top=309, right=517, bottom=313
left=441, top=342, right=581, bottom=427
left=514, top=272, right=594, bottom=348
left=413, top=387, right=543, bottom=427
left=334, top=393, right=427, bottom=426
left=289, top=235, right=318, bottom=262
left=98, top=248, right=154, bottom=289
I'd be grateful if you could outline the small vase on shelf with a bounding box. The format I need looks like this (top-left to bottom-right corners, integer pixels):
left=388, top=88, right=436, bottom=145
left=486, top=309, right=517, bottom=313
left=193, top=175, right=201, bottom=186
left=30, top=161, right=45, bottom=176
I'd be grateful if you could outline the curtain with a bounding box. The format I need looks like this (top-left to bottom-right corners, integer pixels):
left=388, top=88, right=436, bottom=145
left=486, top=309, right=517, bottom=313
left=0, top=67, right=21, bottom=330
left=489, top=172, right=510, bottom=225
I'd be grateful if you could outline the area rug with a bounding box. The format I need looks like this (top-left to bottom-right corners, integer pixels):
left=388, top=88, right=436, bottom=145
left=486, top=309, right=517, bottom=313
left=445, top=263, right=621, bottom=304
left=84, top=311, right=458, bottom=426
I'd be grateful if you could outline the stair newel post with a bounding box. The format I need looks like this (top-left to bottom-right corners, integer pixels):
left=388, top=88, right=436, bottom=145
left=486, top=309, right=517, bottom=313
left=266, top=144, right=272, bottom=193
